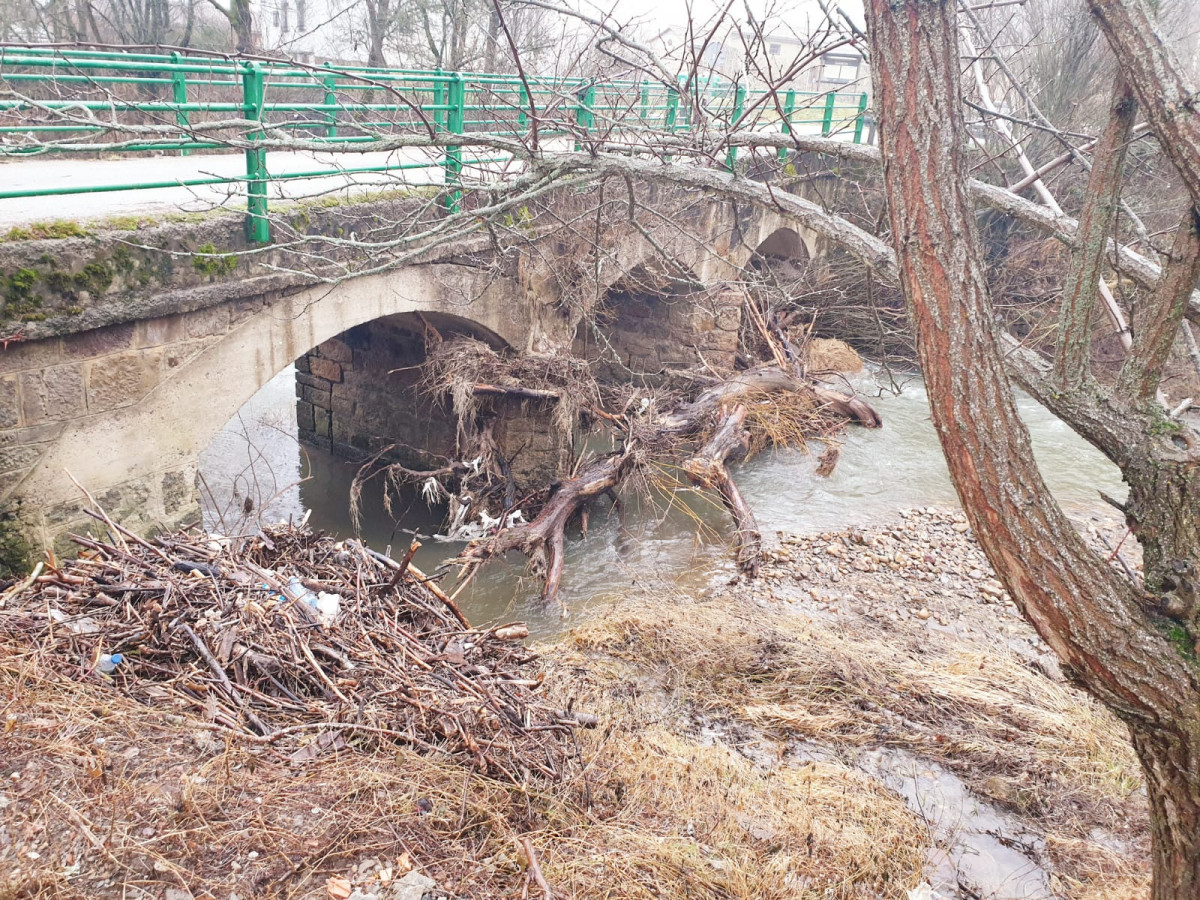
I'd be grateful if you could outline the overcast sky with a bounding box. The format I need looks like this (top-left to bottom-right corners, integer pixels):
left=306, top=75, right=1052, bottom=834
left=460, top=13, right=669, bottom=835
left=579, top=0, right=864, bottom=43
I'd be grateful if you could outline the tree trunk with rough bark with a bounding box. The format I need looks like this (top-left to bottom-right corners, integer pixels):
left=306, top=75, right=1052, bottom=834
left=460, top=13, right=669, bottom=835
left=365, top=0, right=390, bottom=67
left=863, top=0, right=1200, bottom=895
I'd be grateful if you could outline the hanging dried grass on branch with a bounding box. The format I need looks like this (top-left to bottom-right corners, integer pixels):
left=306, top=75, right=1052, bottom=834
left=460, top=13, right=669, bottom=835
left=0, top=519, right=587, bottom=785
left=423, top=338, right=601, bottom=444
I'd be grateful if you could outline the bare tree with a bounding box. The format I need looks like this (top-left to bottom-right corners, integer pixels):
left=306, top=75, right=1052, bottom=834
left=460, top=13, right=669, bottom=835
left=862, top=0, right=1200, bottom=895
left=204, top=0, right=254, bottom=52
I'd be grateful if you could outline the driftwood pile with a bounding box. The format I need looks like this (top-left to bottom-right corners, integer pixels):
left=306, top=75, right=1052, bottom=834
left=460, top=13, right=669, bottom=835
left=0, top=518, right=586, bottom=784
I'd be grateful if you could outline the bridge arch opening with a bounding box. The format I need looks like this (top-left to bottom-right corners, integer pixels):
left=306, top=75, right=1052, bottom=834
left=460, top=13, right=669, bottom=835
left=753, top=226, right=811, bottom=262
left=576, top=258, right=743, bottom=379
left=199, top=308, right=570, bottom=535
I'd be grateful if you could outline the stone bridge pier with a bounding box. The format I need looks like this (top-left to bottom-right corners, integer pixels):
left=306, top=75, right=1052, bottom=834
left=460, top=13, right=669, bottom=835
left=0, top=190, right=819, bottom=569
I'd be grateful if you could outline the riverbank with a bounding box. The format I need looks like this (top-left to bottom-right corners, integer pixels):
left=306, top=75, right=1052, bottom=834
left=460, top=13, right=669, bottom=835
left=0, top=510, right=1148, bottom=899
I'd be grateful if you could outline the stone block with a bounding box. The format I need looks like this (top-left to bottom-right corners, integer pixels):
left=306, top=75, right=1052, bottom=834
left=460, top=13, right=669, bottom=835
left=161, top=469, right=194, bottom=515
left=296, top=371, right=326, bottom=391
left=0, top=444, right=45, bottom=474
left=137, top=314, right=188, bottom=348
left=331, top=396, right=356, bottom=421
left=0, top=422, right=62, bottom=447
left=20, top=364, right=85, bottom=425
left=309, top=386, right=332, bottom=410
left=229, top=297, right=266, bottom=326
left=84, top=349, right=163, bottom=412
left=63, top=323, right=135, bottom=360
left=296, top=400, right=315, bottom=432
left=715, top=307, right=742, bottom=331
left=184, top=303, right=232, bottom=339
left=314, top=406, right=331, bottom=438
left=0, top=375, right=18, bottom=429
left=295, top=355, right=311, bottom=375
left=667, top=303, right=693, bottom=327
left=297, top=382, right=328, bottom=406
left=0, top=338, right=63, bottom=376
left=317, top=337, right=353, bottom=363
left=163, top=338, right=212, bottom=371
left=0, top=468, right=29, bottom=499
left=309, top=356, right=343, bottom=383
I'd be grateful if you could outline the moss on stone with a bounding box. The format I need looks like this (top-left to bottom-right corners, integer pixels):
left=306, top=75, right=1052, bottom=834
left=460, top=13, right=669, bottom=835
left=44, top=270, right=75, bottom=294
left=3, top=221, right=89, bottom=242
left=74, top=261, right=114, bottom=295
left=3, top=268, right=42, bottom=316
left=111, top=246, right=136, bottom=276
left=191, top=242, right=238, bottom=277
left=0, top=507, right=34, bottom=578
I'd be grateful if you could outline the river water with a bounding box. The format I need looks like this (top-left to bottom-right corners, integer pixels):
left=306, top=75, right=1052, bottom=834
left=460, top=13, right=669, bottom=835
left=198, top=365, right=1126, bottom=637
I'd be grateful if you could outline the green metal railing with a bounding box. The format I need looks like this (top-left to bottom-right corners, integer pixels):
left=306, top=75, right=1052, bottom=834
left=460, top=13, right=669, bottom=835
left=0, top=46, right=871, bottom=242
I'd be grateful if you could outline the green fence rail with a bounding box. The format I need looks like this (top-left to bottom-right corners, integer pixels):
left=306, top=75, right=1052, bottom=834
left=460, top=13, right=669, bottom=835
left=0, top=46, right=871, bottom=242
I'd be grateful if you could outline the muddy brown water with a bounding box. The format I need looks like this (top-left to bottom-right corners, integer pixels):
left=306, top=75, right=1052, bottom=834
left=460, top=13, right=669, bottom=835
left=199, top=365, right=1126, bottom=638
left=197, top=365, right=1129, bottom=899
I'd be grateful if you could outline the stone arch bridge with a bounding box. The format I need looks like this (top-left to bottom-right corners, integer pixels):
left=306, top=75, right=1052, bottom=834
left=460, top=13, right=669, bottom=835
left=0, top=190, right=822, bottom=562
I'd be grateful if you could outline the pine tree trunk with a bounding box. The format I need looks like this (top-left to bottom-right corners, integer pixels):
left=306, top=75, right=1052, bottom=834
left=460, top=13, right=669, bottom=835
left=1134, top=730, right=1200, bottom=899
left=863, top=0, right=1200, bottom=894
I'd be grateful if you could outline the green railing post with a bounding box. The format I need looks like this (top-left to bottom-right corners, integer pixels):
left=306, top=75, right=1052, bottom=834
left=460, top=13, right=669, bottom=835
left=665, top=87, right=679, bottom=133
left=443, top=71, right=465, bottom=213
left=574, top=82, right=595, bottom=150
left=638, top=80, right=649, bottom=125
left=241, top=61, right=270, bottom=244
left=778, top=88, right=796, bottom=163
left=725, top=83, right=746, bottom=171
left=821, top=91, right=837, bottom=137
left=322, top=63, right=338, bottom=137
left=432, top=68, right=447, bottom=132
left=517, top=81, right=528, bottom=132
left=169, top=52, right=191, bottom=156
left=853, top=92, right=868, bottom=144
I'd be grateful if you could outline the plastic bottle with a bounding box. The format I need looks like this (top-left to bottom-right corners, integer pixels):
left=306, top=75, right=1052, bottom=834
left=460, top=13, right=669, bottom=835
left=97, top=653, right=123, bottom=675
left=288, top=576, right=319, bottom=608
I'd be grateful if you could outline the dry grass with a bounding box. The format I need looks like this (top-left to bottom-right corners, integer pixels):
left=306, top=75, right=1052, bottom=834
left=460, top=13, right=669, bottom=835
left=563, top=594, right=1150, bottom=899
left=1, top=591, right=926, bottom=900
left=1, top=545, right=1150, bottom=899
left=423, top=338, right=600, bottom=442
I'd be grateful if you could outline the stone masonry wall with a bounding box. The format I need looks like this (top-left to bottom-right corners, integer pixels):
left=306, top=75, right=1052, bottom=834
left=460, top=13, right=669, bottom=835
left=297, top=316, right=573, bottom=489
left=581, top=286, right=744, bottom=381
left=0, top=293, right=276, bottom=563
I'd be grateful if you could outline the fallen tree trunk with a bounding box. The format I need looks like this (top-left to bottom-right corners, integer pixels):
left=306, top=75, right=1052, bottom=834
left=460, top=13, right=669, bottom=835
left=683, top=404, right=761, bottom=575
left=459, top=366, right=880, bottom=604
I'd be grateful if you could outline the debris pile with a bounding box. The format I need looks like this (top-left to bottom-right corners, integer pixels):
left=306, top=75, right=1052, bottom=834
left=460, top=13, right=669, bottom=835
left=0, top=519, right=585, bottom=784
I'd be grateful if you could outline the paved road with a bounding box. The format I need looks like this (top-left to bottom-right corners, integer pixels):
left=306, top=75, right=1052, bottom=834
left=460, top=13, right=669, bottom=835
left=0, top=147, right=499, bottom=227
left=0, top=120, right=856, bottom=228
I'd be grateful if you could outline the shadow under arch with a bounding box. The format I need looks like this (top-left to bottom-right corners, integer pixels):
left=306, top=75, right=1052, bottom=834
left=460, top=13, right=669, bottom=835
left=749, top=226, right=813, bottom=267
left=576, top=257, right=705, bottom=380
left=200, top=308, right=516, bottom=533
